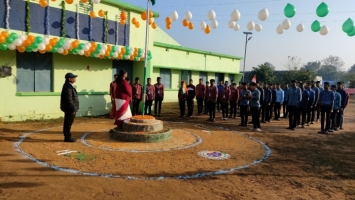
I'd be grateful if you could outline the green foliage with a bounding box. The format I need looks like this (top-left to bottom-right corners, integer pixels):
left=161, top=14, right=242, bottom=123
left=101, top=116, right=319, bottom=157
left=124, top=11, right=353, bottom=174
left=322, top=56, right=345, bottom=71
left=250, top=63, right=275, bottom=83
left=317, top=65, right=337, bottom=80
left=303, top=61, right=321, bottom=72
left=349, top=64, right=355, bottom=73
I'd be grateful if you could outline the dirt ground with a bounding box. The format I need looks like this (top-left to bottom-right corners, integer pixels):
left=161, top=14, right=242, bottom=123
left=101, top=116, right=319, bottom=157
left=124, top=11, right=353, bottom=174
left=0, top=101, right=354, bottom=200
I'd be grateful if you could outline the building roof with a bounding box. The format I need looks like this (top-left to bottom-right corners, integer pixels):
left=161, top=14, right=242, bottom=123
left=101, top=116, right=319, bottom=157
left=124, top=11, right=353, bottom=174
left=102, top=0, right=159, bottom=17
left=154, top=42, right=243, bottom=60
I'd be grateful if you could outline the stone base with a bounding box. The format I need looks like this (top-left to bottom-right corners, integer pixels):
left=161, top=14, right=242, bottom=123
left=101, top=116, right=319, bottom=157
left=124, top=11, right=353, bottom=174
left=110, top=115, right=172, bottom=143
left=110, top=127, right=172, bottom=143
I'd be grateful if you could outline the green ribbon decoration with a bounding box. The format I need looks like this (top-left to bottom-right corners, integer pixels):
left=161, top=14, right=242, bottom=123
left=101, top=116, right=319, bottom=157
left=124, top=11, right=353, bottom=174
left=105, top=11, right=109, bottom=44
left=26, top=0, right=31, bottom=35
left=61, top=1, right=66, bottom=38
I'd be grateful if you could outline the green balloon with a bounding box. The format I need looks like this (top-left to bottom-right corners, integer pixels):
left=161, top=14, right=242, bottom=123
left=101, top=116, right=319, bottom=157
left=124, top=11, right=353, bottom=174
left=26, top=46, right=33, bottom=52
left=111, top=46, right=116, bottom=52
left=311, top=20, right=321, bottom=32
left=97, top=44, right=102, bottom=50
left=5, top=37, right=14, bottom=44
left=73, top=49, right=79, bottom=54
left=284, top=3, right=296, bottom=18
left=342, top=18, right=354, bottom=33
left=316, top=2, right=329, bottom=17
left=10, top=32, right=18, bottom=40
left=347, top=27, right=355, bottom=36
left=0, top=43, right=8, bottom=50
left=31, top=43, right=39, bottom=49
left=52, top=47, right=58, bottom=53
left=35, top=36, right=43, bottom=44
left=78, top=43, right=85, bottom=50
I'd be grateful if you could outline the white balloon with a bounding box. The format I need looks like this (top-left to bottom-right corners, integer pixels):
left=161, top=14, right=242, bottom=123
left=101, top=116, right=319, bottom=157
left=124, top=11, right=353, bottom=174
left=171, top=10, right=179, bottom=21
left=63, top=42, right=71, bottom=50
left=255, top=24, right=262, bottom=32
left=184, top=11, right=192, bottom=20
left=43, top=37, right=50, bottom=45
left=100, top=49, right=105, bottom=55
left=58, top=48, right=64, bottom=54
left=116, top=46, right=121, bottom=54
left=32, top=49, right=38, bottom=52
left=234, top=24, right=240, bottom=31
left=79, top=50, right=84, bottom=55
left=38, top=43, right=46, bottom=51
left=83, top=45, right=89, bottom=51
left=91, top=0, right=100, bottom=4
left=207, top=10, right=216, bottom=21
left=228, top=20, right=236, bottom=28
left=211, top=20, right=218, bottom=29
left=296, top=23, right=304, bottom=32
left=102, top=44, right=108, bottom=51
left=258, top=8, right=269, bottom=21
left=247, top=21, right=255, bottom=31
left=320, top=25, right=329, bottom=35
left=113, top=53, right=118, bottom=58
left=230, top=9, right=241, bottom=21
left=282, top=19, right=291, bottom=30
left=19, top=35, right=27, bottom=41
left=8, top=44, right=16, bottom=50
left=200, top=21, right=207, bottom=30
left=14, top=39, right=23, bottom=46
left=95, top=54, right=100, bottom=58
left=86, top=42, right=91, bottom=48
left=276, top=24, right=284, bottom=34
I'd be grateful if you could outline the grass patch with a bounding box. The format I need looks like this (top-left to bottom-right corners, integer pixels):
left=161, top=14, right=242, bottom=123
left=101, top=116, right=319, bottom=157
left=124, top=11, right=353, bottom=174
left=64, top=152, right=96, bottom=161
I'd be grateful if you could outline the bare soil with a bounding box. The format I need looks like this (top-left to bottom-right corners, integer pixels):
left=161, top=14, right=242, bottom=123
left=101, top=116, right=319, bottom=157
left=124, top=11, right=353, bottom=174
left=0, top=102, right=354, bottom=200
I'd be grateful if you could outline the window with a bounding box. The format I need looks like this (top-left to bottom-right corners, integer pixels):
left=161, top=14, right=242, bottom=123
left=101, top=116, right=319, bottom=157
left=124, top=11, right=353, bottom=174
left=215, top=73, right=225, bottom=84
left=16, top=52, right=53, bottom=92
left=160, top=68, right=171, bottom=89
left=228, top=74, right=235, bottom=83
left=181, top=70, right=191, bottom=83
left=199, top=71, right=207, bottom=83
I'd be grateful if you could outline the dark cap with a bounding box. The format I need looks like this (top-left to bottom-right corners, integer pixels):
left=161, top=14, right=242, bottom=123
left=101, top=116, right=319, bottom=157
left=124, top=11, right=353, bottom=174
left=291, top=80, right=298, bottom=83
left=65, top=73, right=77, bottom=78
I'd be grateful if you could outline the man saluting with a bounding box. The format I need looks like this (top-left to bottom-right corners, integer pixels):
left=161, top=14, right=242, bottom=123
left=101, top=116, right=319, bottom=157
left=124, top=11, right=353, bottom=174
left=60, top=73, right=79, bottom=142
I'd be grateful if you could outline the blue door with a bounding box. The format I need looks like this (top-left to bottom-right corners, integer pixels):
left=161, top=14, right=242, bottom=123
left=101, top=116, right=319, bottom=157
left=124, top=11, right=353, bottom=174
left=112, top=60, right=133, bottom=82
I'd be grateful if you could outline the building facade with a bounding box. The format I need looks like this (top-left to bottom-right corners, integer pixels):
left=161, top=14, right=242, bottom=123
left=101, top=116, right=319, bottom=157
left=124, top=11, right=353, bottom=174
left=0, top=0, right=242, bottom=121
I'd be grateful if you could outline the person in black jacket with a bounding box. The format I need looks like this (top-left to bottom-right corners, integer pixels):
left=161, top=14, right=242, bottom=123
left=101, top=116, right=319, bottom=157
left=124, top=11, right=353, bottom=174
left=60, top=73, right=79, bottom=142
left=186, top=79, right=196, bottom=117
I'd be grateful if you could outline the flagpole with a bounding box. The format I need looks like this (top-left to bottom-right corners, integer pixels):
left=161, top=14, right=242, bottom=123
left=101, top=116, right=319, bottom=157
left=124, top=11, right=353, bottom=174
left=142, top=0, right=150, bottom=116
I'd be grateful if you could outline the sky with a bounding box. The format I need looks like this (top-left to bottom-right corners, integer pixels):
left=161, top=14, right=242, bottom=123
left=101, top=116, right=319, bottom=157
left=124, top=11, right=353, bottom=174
left=124, top=0, right=355, bottom=71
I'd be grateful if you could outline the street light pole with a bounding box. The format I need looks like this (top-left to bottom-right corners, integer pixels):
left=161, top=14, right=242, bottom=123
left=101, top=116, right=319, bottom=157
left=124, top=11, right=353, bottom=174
left=242, top=32, right=252, bottom=82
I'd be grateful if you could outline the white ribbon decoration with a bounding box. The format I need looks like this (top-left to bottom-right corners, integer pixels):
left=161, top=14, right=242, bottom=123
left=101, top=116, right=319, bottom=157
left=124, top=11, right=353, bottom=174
left=76, top=4, right=80, bottom=39
left=115, top=14, right=119, bottom=45
left=5, top=0, right=10, bottom=30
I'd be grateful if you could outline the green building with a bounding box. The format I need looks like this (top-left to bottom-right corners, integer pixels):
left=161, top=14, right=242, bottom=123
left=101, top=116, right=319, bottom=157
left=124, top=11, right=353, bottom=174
left=0, top=0, right=243, bottom=121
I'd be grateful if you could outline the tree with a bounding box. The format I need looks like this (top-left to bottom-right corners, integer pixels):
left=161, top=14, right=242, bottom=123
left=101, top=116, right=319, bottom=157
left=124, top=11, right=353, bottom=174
left=264, top=62, right=275, bottom=70
left=303, top=61, right=321, bottom=72
left=348, top=64, right=355, bottom=73
left=249, top=63, right=275, bottom=83
left=317, top=65, right=337, bottom=80
left=322, top=55, right=345, bottom=71
left=283, top=56, right=302, bottom=70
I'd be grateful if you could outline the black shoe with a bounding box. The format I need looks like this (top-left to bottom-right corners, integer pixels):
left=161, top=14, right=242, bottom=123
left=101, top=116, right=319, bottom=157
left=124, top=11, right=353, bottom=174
left=318, top=131, right=324, bottom=134
left=64, top=137, right=77, bottom=142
